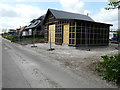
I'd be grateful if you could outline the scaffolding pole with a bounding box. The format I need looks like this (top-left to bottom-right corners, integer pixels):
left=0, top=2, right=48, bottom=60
left=50, top=29, right=51, bottom=49
left=31, top=28, right=37, bottom=47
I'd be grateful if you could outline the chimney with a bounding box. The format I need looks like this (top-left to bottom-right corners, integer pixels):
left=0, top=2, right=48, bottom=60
left=87, top=13, right=89, bottom=16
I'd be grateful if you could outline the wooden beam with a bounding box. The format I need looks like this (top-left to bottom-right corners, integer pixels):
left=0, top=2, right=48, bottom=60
left=75, top=22, right=77, bottom=45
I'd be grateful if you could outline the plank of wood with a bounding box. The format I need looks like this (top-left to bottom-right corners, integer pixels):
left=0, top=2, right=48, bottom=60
left=63, top=24, right=69, bottom=44
left=49, top=24, right=55, bottom=43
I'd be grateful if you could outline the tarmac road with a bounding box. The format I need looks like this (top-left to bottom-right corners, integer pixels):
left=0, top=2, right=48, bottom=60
left=2, top=39, right=31, bottom=88
left=2, top=38, right=114, bottom=88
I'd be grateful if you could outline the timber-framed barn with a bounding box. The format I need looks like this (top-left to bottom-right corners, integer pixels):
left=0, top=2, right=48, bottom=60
left=43, top=9, right=113, bottom=46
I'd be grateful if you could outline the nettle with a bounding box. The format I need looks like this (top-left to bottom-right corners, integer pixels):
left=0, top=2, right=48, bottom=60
left=101, top=54, right=120, bottom=83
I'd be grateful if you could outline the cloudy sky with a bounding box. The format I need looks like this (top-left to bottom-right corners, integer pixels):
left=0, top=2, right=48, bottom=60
left=0, top=0, right=118, bottom=33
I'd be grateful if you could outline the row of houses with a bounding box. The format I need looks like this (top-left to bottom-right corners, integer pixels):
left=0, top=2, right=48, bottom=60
left=16, top=9, right=113, bottom=46
left=16, top=14, right=45, bottom=37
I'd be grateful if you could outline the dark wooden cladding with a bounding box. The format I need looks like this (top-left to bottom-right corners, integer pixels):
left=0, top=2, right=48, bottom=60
left=75, top=21, right=109, bottom=46
left=44, top=10, right=110, bottom=46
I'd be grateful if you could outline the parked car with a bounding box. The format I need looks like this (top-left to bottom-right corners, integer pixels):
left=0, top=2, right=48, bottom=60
left=111, top=37, right=120, bottom=44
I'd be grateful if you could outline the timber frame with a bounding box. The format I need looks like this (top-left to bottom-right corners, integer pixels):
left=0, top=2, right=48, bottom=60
left=43, top=9, right=113, bottom=46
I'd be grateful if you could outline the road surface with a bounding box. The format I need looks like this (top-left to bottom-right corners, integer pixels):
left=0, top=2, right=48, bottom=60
left=2, top=38, right=114, bottom=88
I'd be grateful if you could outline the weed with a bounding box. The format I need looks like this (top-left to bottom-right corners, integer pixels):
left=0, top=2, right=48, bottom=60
left=101, top=54, right=120, bottom=83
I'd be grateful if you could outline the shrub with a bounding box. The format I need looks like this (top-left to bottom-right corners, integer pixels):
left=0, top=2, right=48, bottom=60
left=101, top=54, right=120, bottom=83
left=6, top=35, right=14, bottom=41
left=2, top=35, right=7, bottom=38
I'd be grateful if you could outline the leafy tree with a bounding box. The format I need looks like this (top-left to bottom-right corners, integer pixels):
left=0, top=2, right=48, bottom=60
left=105, top=0, right=120, bottom=10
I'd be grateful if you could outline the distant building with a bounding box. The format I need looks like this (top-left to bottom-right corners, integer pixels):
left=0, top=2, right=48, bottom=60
left=43, top=9, right=113, bottom=46
left=25, top=14, right=45, bottom=37
left=19, top=26, right=27, bottom=36
left=8, top=29, right=18, bottom=37
left=16, top=28, right=20, bottom=35
left=8, top=29, right=16, bottom=33
left=8, top=29, right=16, bottom=34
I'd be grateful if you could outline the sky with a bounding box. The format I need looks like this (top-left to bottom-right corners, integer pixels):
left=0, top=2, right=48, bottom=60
left=0, top=0, right=118, bottom=33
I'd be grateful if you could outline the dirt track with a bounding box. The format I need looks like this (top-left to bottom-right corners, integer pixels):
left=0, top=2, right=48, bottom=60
left=25, top=43, right=119, bottom=88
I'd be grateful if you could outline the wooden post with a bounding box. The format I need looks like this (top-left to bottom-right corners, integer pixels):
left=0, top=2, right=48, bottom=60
left=85, top=24, right=88, bottom=49
left=50, top=29, right=51, bottom=49
left=75, top=22, right=77, bottom=46
left=31, top=28, right=37, bottom=47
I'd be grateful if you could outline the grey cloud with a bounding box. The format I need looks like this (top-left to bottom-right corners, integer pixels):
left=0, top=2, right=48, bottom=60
left=0, top=8, right=19, bottom=17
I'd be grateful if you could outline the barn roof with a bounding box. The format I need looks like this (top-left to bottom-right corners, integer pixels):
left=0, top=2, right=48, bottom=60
left=49, top=9, right=94, bottom=22
left=43, top=9, right=113, bottom=26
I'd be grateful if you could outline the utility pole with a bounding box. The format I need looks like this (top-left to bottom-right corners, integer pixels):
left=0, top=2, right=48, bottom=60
left=22, top=32, right=24, bottom=45
left=31, top=28, right=37, bottom=47
left=33, top=29, right=35, bottom=46
left=118, top=7, right=120, bottom=53
left=118, top=32, right=120, bottom=47
left=19, top=27, right=21, bottom=43
left=118, top=29, right=120, bottom=51
left=114, top=7, right=120, bottom=53
left=48, top=29, right=54, bottom=51
left=50, top=29, right=51, bottom=49
left=85, top=27, right=90, bottom=51
left=19, top=34, right=20, bottom=43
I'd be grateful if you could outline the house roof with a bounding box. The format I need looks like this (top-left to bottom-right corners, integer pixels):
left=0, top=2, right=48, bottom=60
left=37, top=14, right=46, bottom=20
left=20, top=26, right=27, bottom=32
left=25, top=14, right=45, bottom=30
left=25, top=20, right=41, bottom=30
left=49, top=9, right=94, bottom=22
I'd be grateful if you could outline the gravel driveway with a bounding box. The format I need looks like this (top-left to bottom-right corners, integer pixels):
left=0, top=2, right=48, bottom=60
left=25, top=43, right=119, bottom=88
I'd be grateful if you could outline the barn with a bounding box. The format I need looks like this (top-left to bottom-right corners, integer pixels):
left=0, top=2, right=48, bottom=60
left=43, top=9, right=113, bottom=46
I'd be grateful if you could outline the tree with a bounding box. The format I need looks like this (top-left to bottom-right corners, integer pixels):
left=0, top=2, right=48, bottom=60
left=105, top=0, right=120, bottom=48
left=2, top=28, right=7, bottom=33
left=105, top=0, right=120, bottom=10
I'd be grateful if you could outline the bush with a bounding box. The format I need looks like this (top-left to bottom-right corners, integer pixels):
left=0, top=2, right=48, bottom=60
left=2, top=34, right=17, bottom=42
left=2, top=35, right=7, bottom=38
left=6, top=35, right=14, bottom=41
left=101, top=54, right=120, bottom=83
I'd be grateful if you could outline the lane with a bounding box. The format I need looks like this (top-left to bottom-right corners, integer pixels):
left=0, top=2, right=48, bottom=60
left=2, top=39, right=31, bottom=88
left=2, top=39, right=112, bottom=88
